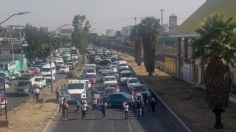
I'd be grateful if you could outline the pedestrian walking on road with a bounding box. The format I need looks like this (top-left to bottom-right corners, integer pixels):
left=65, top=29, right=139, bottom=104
left=131, top=95, right=135, bottom=110
left=92, top=98, right=97, bottom=112
left=58, top=95, right=64, bottom=113
left=100, top=103, right=106, bottom=119
left=123, top=102, right=129, bottom=119
left=34, top=87, right=40, bottom=102
left=74, top=97, right=81, bottom=112
left=81, top=101, right=88, bottom=119
left=151, top=97, right=156, bottom=112
left=55, top=87, right=60, bottom=100
left=136, top=102, right=142, bottom=118
left=62, top=98, right=69, bottom=120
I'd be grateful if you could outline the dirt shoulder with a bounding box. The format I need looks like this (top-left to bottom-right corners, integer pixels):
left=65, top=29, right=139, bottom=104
left=0, top=64, right=83, bottom=132
left=117, top=51, right=236, bottom=132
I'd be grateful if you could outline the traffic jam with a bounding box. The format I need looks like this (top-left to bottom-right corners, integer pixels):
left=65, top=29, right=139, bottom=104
left=59, top=46, right=154, bottom=119
left=1, top=47, right=80, bottom=109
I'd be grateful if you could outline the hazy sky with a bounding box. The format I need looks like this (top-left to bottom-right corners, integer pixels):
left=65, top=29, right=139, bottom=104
left=1, top=0, right=205, bottom=33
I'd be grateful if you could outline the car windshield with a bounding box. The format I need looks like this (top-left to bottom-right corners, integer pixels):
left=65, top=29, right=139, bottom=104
left=106, top=83, right=117, bottom=87
left=44, top=74, right=52, bottom=77
left=35, top=78, right=42, bottom=82
left=121, top=73, right=132, bottom=77
left=134, top=86, right=147, bottom=92
left=61, top=66, right=68, bottom=69
left=68, top=83, right=84, bottom=89
left=18, top=82, right=29, bottom=86
left=104, top=77, right=115, bottom=81
left=120, top=64, right=127, bottom=66
left=81, top=74, right=95, bottom=79
left=86, top=69, right=95, bottom=73
left=97, top=60, right=111, bottom=65
left=42, top=68, right=51, bottom=72
left=129, top=79, right=139, bottom=83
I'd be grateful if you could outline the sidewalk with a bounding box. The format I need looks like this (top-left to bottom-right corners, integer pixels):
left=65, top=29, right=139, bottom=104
left=117, top=51, right=236, bottom=132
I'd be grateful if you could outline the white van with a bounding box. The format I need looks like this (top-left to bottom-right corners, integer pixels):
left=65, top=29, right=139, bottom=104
left=41, top=63, right=56, bottom=81
left=33, top=76, right=46, bottom=89
left=67, top=80, right=87, bottom=103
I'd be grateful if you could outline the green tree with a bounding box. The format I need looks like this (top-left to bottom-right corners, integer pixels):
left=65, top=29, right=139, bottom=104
left=37, top=43, right=50, bottom=60
left=24, top=24, right=50, bottom=62
left=193, top=14, right=236, bottom=129
left=24, top=24, right=62, bottom=63
left=71, top=15, right=90, bottom=63
left=138, top=17, right=160, bottom=75
left=130, top=25, right=142, bottom=65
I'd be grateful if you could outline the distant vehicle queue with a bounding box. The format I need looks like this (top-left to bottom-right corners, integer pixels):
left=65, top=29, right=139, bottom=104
left=57, top=46, right=155, bottom=120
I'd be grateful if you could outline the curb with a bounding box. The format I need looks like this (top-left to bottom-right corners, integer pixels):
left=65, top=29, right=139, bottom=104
left=127, top=62, right=192, bottom=132
left=42, top=107, right=59, bottom=132
left=42, top=59, right=84, bottom=132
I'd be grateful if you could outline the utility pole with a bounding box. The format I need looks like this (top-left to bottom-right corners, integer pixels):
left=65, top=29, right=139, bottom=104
left=160, top=9, right=164, bottom=25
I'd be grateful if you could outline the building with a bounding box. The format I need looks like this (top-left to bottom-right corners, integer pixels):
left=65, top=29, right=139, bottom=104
left=0, top=26, right=28, bottom=79
left=169, top=14, right=178, bottom=32
left=58, top=28, right=74, bottom=38
left=121, top=26, right=133, bottom=37
left=156, top=0, right=236, bottom=94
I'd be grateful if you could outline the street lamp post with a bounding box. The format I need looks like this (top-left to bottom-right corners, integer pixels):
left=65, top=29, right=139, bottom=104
left=0, top=11, right=30, bottom=128
left=0, top=12, right=30, bottom=26
left=49, top=24, right=69, bottom=93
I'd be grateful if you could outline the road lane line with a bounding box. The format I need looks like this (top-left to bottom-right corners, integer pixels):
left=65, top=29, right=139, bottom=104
left=128, top=120, right=134, bottom=132
left=112, top=120, right=116, bottom=132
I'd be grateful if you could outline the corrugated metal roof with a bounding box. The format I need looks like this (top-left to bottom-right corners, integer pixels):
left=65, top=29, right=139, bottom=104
left=176, top=0, right=236, bottom=34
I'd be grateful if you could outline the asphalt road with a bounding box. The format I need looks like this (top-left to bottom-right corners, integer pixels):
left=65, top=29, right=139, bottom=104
left=5, top=74, right=67, bottom=111
left=46, top=83, right=177, bottom=132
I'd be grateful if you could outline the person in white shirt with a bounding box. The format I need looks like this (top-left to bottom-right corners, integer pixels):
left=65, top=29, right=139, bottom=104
left=58, top=96, right=64, bottom=113
left=34, top=88, right=40, bottom=102
left=81, top=100, right=88, bottom=119
left=123, top=102, right=129, bottom=119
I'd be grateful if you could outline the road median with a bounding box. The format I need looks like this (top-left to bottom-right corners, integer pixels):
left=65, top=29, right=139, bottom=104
left=0, top=63, right=83, bottom=132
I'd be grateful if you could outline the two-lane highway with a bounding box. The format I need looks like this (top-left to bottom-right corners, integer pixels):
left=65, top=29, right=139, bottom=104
left=46, top=103, right=175, bottom=132
left=46, top=82, right=177, bottom=132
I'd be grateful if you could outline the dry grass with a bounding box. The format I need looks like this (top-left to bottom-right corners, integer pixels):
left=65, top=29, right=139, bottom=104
left=0, top=79, right=67, bottom=132
left=118, top=51, right=236, bottom=132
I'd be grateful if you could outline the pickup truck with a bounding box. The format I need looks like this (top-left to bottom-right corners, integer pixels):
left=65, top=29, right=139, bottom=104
left=15, top=74, right=34, bottom=96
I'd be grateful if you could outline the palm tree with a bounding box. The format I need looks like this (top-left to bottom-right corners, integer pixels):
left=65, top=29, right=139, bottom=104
left=139, top=17, right=160, bottom=75
left=193, top=14, right=236, bottom=129
left=130, top=25, right=142, bottom=65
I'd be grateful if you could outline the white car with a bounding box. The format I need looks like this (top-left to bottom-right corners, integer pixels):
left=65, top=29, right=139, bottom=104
left=111, top=65, right=118, bottom=73
left=59, top=65, right=70, bottom=73
left=118, top=60, right=129, bottom=70
left=119, top=70, right=133, bottom=85
left=127, top=77, right=141, bottom=90
left=67, top=80, right=87, bottom=101
left=33, top=76, right=47, bottom=88
left=103, top=76, right=118, bottom=85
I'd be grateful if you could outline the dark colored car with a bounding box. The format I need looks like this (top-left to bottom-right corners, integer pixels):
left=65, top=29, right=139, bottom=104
left=96, top=59, right=111, bottom=70
left=104, top=92, right=132, bottom=108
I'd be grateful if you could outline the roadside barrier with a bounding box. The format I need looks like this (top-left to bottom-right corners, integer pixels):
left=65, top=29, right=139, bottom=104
left=128, top=63, right=192, bottom=132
